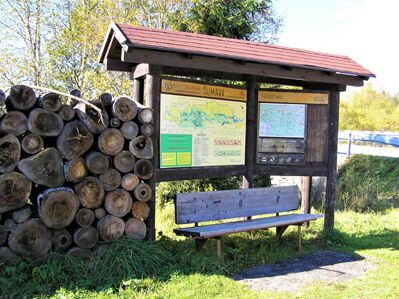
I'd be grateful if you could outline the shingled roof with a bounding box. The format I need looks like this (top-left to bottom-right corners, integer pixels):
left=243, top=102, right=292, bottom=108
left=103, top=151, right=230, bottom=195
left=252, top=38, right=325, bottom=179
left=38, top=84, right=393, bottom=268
left=99, top=22, right=374, bottom=86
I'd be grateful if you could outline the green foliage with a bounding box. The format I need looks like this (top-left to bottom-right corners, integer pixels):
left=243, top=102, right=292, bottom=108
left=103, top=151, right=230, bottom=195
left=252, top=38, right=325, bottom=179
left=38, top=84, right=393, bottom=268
left=340, top=83, right=399, bottom=131
left=336, top=154, right=399, bottom=212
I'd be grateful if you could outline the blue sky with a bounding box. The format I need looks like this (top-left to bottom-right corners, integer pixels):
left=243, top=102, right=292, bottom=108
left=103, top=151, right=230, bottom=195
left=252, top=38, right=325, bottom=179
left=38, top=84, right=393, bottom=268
left=274, top=0, right=399, bottom=95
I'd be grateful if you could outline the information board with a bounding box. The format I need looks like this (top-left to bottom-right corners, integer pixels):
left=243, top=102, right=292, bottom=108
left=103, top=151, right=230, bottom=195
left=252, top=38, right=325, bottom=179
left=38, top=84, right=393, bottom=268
left=160, top=93, right=246, bottom=168
left=259, top=103, right=305, bottom=138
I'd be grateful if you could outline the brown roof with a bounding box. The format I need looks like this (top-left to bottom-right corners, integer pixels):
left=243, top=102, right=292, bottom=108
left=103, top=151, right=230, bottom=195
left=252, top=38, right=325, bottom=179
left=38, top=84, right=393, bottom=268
left=100, top=23, right=374, bottom=78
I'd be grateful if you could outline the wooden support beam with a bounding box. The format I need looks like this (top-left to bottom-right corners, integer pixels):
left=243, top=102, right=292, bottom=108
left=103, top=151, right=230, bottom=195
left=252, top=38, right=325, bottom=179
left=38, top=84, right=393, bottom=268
left=132, top=78, right=144, bottom=104
left=276, top=225, right=288, bottom=240
left=301, top=176, right=312, bottom=227
left=215, top=237, right=221, bottom=258
left=105, top=58, right=135, bottom=72
left=324, top=91, right=340, bottom=230
left=298, top=225, right=302, bottom=252
left=144, top=71, right=161, bottom=241
left=195, top=238, right=207, bottom=252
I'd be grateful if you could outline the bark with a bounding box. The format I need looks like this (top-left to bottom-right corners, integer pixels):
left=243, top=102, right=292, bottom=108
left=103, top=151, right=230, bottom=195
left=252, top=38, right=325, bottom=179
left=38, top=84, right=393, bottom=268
left=74, top=226, right=98, bottom=249
left=8, top=219, right=52, bottom=260
left=18, top=147, right=65, bottom=187
left=57, top=120, right=94, bottom=160
left=52, top=229, right=73, bottom=250
left=64, top=158, right=88, bottom=183
left=0, top=172, right=32, bottom=213
left=28, top=108, right=64, bottom=136
left=11, top=206, right=32, bottom=223
left=74, top=177, right=105, bottom=209
left=97, top=215, right=125, bottom=242
left=85, top=151, right=110, bottom=174
left=40, top=93, right=62, bottom=112
left=112, top=96, right=138, bottom=121
left=134, top=183, right=152, bottom=202
left=129, top=136, right=153, bottom=159
left=21, top=133, right=43, bottom=155
left=0, top=134, right=21, bottom=173
left=104, top=189, right=132, bottom=217
left=75, top=208, right=94, bottom=227
left=134, top=159, right=153, bottom=180
left=131, top=201, right=150, bottom=220
left=141, top=124, right=154, bottom=137
left=75, top=102, right=109, bottom=134
left=121, top=173, right=139, bottom=191
left=114, top=151, right=135, bottom=173
left=58, top=104, right=76, bottom=121
left=125, top=218, right=146, bottom=240
left=6, top=85, right=36, bottom=111
left=98, top=128, right=124, bottom=156
left=120, top=121, right=139, bottom=140
left=99, top=168, right=121, bottom=191
left=0, top=111, right=28, bottom=136
left=37, top=187, right=80, bottom=229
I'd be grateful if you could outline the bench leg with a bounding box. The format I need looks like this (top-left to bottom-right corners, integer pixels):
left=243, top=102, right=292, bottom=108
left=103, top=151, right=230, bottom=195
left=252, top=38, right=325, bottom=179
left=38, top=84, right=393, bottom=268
left=276, top=225, right=288, bottom=241
left=195, top=239, right=207, bottom=252
left=215, top=237, right=221, bottom=258
left=298, top=225, right=302, bottom=252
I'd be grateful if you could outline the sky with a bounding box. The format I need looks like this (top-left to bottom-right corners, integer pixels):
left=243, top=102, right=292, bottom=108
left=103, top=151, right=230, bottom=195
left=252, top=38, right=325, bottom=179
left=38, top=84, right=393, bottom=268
left=274, top=0, right=399, bottom=96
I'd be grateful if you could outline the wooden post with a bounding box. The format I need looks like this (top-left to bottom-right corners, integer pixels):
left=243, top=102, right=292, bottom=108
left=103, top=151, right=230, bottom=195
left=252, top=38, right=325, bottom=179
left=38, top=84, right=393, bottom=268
left=301, top=176, right=312, bottom=227
left=298, top=225, right=302, bottom=252
left=133, top=78, right=145, bottom=104
left=215, top=237, right=221, bottom=258
left=324, top=90, right=340, bottom=230
left=144, top=71, right=161, bottom=241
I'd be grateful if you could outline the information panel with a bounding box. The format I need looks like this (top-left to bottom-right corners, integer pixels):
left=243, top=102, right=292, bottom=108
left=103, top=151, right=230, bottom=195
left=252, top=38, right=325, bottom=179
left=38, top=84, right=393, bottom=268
left=160, top=93, right=246, bottom=168
left=259, top=103, right=305, bottom=138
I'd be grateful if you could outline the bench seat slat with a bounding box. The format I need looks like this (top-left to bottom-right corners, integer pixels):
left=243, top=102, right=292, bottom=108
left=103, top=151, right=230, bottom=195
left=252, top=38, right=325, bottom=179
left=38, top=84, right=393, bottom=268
left=174, top=213, right=323, bottom=238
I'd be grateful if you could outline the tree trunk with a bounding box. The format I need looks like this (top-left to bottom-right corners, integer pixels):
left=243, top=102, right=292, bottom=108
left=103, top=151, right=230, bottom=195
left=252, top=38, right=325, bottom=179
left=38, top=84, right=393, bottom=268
left=57, top=120, right=94, bottom=160
left=0, top=172, right=32, bottom=213
left=141, top=124, right=154, bottom=137
left=75, top=208, right=94, bottom=227
left=99, top=168, right=121, bottom=191
left=74, top=176, right=105, bottom=209
left=58, top=104, right=76, bottom=121
left=134, top=183, right=152, bottom=202
left=129, top=136, right=153, bottom=159
left=21, top=133, right=43, bottom=155
left=0, top=225, right=7, bottom=245
left=1, top=111, right=28, bottom=137
left=18, top=147, right=65, bottom=187
left=94, top=207, right=106, bottom=220
left=114, top=151, right=135, bottom=173
left=74, top=226, right=98, bottom=249
left=37, top=187, right=80, bottom=229
left=75, top=102, right=109, bottom=134
left=28, top=108, right=64, bottom=136
left=85, top=151, right=110, bottom=174
left=0, top=134, right=21, bottom=173
left=6, top=85, right=36, bottom=111
left=134, top=159, right=153, bottom=180
left=11, top=206, right=32, bottom=223
left=121, top=173, right=139, bottom=191
left=52, top=229, right=73, bottom=250
left=8, top=219, right=52, bottom=260
left=40, top=93, right=62, bottom=112
left=131, top=201, right=150, bottom=220
left=99, top=93, right=113, bottom=107
left=120, top=121, right=139, bottom=140
left=112, top=96, right=138, bottom=121
left=64, top=158, right=88, bottom=183
left=66, top=247, right=92, bottom=259
left=125, top=218, right=146, bottom=240
left=98, top=128, right=124, bottom=156
left=104, top=189, right=132, bottom=217
left=97, top=215, right=125, bottom=242
left=110, top=118, right=121, bottom=128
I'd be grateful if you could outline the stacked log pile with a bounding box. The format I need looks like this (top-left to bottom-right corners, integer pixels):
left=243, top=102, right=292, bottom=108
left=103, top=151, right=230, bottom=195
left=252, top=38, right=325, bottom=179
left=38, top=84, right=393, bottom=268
left=0, top=85, right=154, bottom=261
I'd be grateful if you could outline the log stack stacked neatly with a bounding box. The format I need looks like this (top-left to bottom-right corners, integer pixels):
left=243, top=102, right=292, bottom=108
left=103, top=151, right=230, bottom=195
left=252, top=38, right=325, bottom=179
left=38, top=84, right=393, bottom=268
left=0, top=85, right=154, bottom=261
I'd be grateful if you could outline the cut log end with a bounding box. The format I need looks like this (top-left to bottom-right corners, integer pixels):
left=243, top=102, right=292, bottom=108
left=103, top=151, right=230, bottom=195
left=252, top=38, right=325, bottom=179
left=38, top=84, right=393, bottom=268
left=40, top=93, right=62, bottom=112
left=134, top=183, right=152, bottom=202
left=138, top=108, right=154, bottom=124
left=0, top=172, right=32, bottom=213
left=129, top=136, right=153, bottom=159
left=112, top=97, right=137, bottom=121
left=0, top=111, right=28, bottom=136
left=6, top=85, right=36, bottom=111
left=12, top=206, right=32, bottom=223
left=114, top=151, right=135, bottom=173
left=53, top=229, right=73, bottom=250
left=99, top=168, right=121, bottom=191
left=74, top=226, right=98, bottom=249
left=120, top=121, right=139, bottom=140
left=0, top=134, right=21, bottom=173
left=131, top=201, right=150, bottom=220
left=64, top=158, right=88, bottom=183
left=99, top=93, right=113, bottom=107
left=125, top=218, right=146, bottom=240
left=141, top=124, right=154, bottom=137
left=75, top=177, right=105, bottom=209
left=86, top=152, right=110, bottom=174
left=66, top=247, right=92, bottom=259
left=75, top=208, right=94, bottom=227
left=104, top=189, right=132, bottom=217
left=28, top=108, right=64, bottom=136
left=121, top=173, right=140, bottom=191
left=134, top=159, right=153, bottom=180
left=110, top=118, right=121, bottom=128
left=98, top=128, right=124, bottom=156
left=94, top=207, right=106, bottom=220
left=97, top=215, right=125, bottom=242
left=58, top=104, right=76, bottom=121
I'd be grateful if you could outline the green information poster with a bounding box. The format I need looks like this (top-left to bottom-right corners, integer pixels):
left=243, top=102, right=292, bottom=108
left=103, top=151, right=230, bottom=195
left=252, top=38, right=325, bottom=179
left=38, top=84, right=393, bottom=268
left=160, top=134, right=192, bottom=167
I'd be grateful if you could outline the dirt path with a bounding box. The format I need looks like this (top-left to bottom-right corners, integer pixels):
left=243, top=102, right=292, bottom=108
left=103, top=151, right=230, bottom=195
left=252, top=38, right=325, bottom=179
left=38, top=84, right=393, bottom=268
left=231, top=251, right=375, bottom=293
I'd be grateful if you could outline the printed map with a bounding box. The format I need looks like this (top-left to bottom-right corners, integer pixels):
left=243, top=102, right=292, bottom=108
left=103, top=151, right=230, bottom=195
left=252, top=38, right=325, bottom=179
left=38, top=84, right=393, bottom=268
left=259, top=103, right=305, bottom=138
left=160, top=94, right=246, bottom=168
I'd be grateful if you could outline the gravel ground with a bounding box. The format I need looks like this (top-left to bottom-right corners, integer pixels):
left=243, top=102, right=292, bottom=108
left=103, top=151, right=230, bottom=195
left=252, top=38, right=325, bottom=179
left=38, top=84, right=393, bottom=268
left=231, top=251, right=375, bottom=293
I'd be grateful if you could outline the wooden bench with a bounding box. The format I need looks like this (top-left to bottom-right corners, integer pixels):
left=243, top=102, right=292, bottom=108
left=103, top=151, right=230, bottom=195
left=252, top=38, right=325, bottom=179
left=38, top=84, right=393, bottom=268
left=174, top=185, right=323, bottom=257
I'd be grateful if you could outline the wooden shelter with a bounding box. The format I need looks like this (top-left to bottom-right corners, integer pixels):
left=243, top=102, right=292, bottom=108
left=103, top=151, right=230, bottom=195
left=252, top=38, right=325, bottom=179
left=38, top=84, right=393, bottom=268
left=99, top=22, right=375, bottom=240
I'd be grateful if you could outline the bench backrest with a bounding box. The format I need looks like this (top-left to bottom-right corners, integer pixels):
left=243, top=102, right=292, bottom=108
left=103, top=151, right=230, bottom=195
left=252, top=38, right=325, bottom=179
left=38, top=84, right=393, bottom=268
left=175, top=185, right=299, bottom=224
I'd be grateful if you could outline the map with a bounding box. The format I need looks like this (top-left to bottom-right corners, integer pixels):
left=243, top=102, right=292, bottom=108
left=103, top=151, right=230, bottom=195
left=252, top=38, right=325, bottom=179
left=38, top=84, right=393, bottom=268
left=259, top=103, right=305, bottom=138
left=160, top=93, right=246, bottom=168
